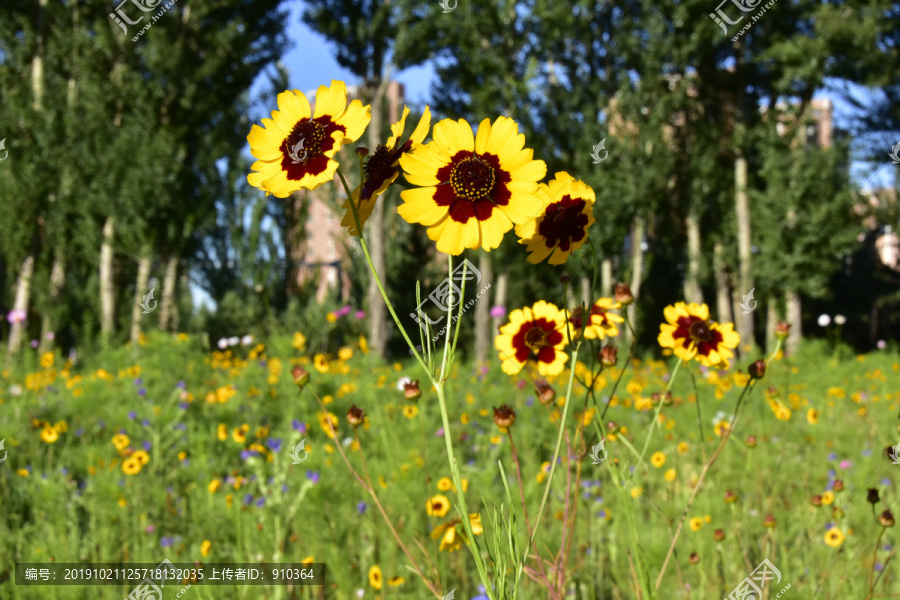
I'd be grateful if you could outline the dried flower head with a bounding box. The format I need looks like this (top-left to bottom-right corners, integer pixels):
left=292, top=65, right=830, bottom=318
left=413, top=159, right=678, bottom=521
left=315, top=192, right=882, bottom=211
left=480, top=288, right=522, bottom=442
left=879, top=509, right=895, bottom=528
left=614, top=283, right=634, bottom=306
left=493, top=405, right=516, bottom=429
left=867, top=488, right=881, bottom=505
left=775, top=322, right=791, bottom=340
left=403, top=380, right=422, bottom=401
left=748, top=359, right=766, bottom=380
left=599, top=344, right=618, bottom=367
left=291, top=366, right=310, bottom=388
left=346, top=405, right=365, bottom=427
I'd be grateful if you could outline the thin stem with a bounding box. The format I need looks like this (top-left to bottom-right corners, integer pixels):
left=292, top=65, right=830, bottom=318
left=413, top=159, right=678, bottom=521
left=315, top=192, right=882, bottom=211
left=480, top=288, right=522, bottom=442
left=635, top=358, right=683, bottom=471
left=600, top=316, right=637, bottom=421
left=869, top=528, right=886, bottom=594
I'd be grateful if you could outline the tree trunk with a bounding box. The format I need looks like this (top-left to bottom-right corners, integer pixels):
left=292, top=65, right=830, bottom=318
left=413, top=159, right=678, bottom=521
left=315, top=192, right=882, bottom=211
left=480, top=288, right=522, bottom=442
left=626, top=217, right=645, bottom=347
left=684, top=212, right=703, bottom=304
left=491, top=271, right=509, bottom=337
left=130, top=247, right=152, bottom=345
left=734, top=157, right=753, bottom=354
left=601, top=258, right=612, bottom=298
left=580, top=275, right=591, bottom=310
left=785, top=290, right=802, bottom=356
left=765, top=301, right=778, bottom=354
left=39, top=248, right=66, bottom=353
left=713, top=243, right=733, bottom=326
left=100, top=216, right=116, bottom=344
left=6, top=242, right=37, bottom=358
left=160, top=253, right=178, bottom=331
left=365, top=76, right=392, bottom=358
left=474, top=253, right=492, bottom=365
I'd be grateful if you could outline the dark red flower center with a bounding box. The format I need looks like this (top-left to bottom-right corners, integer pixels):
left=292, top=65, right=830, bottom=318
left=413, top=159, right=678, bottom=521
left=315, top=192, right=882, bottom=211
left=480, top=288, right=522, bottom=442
left=689, top=320, right=712, bottom=342
left=524, top=327, right=549, bottom=350
left=537, top=196, right=589, bottom=251
left=434, top=151, right=512, bottom=223
left=360, top=144, right=401, bottom=201
left=673, top=315, right=724, bottom=356
left=510, top=318, right=564, bottom=365
left=281, top=117, right=345, bottom=181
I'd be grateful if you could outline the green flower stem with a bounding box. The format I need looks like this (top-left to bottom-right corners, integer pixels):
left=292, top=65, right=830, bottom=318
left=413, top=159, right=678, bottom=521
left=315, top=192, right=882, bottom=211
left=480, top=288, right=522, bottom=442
left=516, top=345, right=581, bottom=591
left=599, top=315, right=638, bottom=422
left=335, top=167, right=429, bottom=375
left=634, top=358, right=683, bottom=471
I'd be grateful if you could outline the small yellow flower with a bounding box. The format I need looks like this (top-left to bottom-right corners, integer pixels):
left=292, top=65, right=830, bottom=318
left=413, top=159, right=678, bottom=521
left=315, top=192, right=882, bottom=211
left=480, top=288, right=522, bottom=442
left=112, top=433, right=130, bottom=450
left=217, top=424, right=228, bottom=441
left=326, top=312, right=337, bottom=323
left=132, top=450, right=149, bottom=465
left=338, top=346, right=354, bottom=361
left=208, top=480, right=221, bottom=494
left=403, top=404, right=418, bottom=419
left=807, top=408, right=819, bottom=425
left=821, top=491, right=835, bottom=505
left=118, top=497, right=127, bottom=507
left=824, top=528, right=844, bottom=547
left=368, top=565, right=383, bottom=590
left=689, top=517, right=704, bottom=532
left=18, top=469, right=29, bottom=477
left=232, top=428, right=246, bottom=443
left=40, top=426, right=58, bottom=443
left=201, top=540, right=212, bottom=557
left=40, top=352, right=54, bottom=368
left=664, top=468, right=676, bottom=482
left=387, top=576, right=405, bottom=586
left=437, top=477, right=453, bottom=491
left=704, top=515, right=712, bottom=523
left=651, top=452, right=666, bottom=468
left=630, top=487, right=643, bottom=498
left=292, top=332, right=307, bottom=351
left=301, top=556, right=314, bottom=565
left=426, top=494, right=451, bottom=517
left=122, top=457, right=142, bottom=475
left=313, top=354, right=329, bottom=373
left=453, top=478, right=469, bottom=493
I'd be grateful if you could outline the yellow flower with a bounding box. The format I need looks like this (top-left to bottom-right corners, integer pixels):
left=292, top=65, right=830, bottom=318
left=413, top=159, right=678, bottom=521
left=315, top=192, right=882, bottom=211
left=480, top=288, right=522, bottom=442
left=397, top=115, right=546, bottom=254
left=200, top=540, right=211, bottom=557
left=630, top=487, right=643, bottom=498
left=433, top=522, right=462, bottom=552
left=437, top=477, right=453, bottom=491
left=40, top=352, right=54, bottom=368
left=338, top=346, right=354, bottom=361
left=657, top=302, right=740, bottom=368
left=807, top=408, right=819, bottom=425
left=455, top=478, right=469, bottom=493
left=132, top=450, right=150, bottom=465
left=208, top=480, right=221, bottom=494
left=387, top=576, right=406, bottom=586
left=232, top=428, right=246, bottom=443
left=515, top=171, right=595, bottom=264
left=651, top=452, right=666, bottom=468
left=359, top=335, right=368, bottom=354
left=313, top=354, right=329, bottom=373
left=426, top=494, right=451, bottom=518
left=292, top=332, right=307, bottom=351
left=217, top=424, right=228, bottom=441
left=368, top=565, right=383, bottom=590
left=17, top=468, right=29, bottom=477
left=301, top=556, right=314, bottom=565
left=402, top=404, right=419, bottom=419
left=40, top=426, right=58, bottom=443
left=246, top=81, right=371, bottom=196
left=318, top=411, right=338, bottom=439
left=664, top=468, right=677, bottom=482
left=326, top=312, right=337, bottom=323
left=689, top=517, right=704, bottom=532
left=677, top=442, right=689, bottom=454
left=122, top=457, right=142, bottom=475
left=821, top=491, right=835, bottom=505
left=341, top=106, right=432, bottom=236
left=824, top=528, right=844, bottom=547
left=112, top=433, right=130, bottom=451
left=495, top=301, right=568, bottom=376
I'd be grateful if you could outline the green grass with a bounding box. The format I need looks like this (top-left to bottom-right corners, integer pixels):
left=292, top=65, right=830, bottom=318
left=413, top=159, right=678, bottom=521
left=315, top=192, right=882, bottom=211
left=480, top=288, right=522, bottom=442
left=1, top=332, right=898, bottom=599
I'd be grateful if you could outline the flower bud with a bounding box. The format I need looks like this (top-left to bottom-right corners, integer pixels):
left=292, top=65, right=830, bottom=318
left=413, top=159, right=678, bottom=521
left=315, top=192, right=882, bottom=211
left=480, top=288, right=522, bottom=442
left=535, top=379, right=556, bottom=406
left=775, top=322, right=791, bottom=340
left=748, top=360, right=766, bottom=380
left=763, top=514, right=776, bottom=528
left=713, top=529, right=725, bottom=541
left=346, top=405, right=365, bottom=427
left=811, top=494, right=822, bottom=507
left=867, top=488, right=881, bottom=505
left=599, top=344, right=618, bottom=367
left=614, top=283, right=634, bottom=306
left=403, top=380, right=422, bottom=401
left=746, top=435, right=757, bottom=448
left=833, top=479, right=844, bottom=492
left=291, top=366, right=310, bottom=388
left=493, top=405, right=516, bottom=428
left=355, top=147, right=369, bottom=157
left=559, top=274, right=571, bottom=284
left=724, top=490, right=738, bottom=504
left=689, top=552, right=700, bottom=564
left=879, top=509, right=895, bottom=528
left=607, top=421, right=619, bottom=435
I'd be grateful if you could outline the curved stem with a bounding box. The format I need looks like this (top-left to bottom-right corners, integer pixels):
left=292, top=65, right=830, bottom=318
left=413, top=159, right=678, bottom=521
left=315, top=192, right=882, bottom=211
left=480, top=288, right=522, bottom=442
left=635, top=358, right=683, bottom=471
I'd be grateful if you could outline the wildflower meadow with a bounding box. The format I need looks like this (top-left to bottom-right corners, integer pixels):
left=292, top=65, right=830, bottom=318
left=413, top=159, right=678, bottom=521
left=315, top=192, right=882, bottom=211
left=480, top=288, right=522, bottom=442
left=3, top=1, right=900, bottom=599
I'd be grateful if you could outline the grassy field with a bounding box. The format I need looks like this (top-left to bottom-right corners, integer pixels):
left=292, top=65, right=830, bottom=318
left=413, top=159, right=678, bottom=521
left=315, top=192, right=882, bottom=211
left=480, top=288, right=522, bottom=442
left=1, top=330, right=898, bottom=599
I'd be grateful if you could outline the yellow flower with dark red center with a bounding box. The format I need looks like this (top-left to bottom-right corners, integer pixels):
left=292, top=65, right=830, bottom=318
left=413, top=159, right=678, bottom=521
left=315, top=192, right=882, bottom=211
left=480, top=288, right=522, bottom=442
left=689, top=517, right=703, bottom=531
left=368, top=565, right=383, bottom=590
left=246, top=81, right=371, bottom=197
left=232, top=428, right=246, bottom=444
left=216, top=423, right=228, bottom=441
left=208, top=480, right=221, bottom=494
left=341, top=106, right=432, bottom=236
left=40, top=426, right=58, bottom=443
left=807, top=408, right=819, bottom=424
left=431, top=513, right=482, bottom=552
left=515, top=172, right=595, bottom=264
left=568, top=298, right=624, bottom=340
left=122, top=457, right=141, bottom=475
left=402, top=404, right=418, bottom=419
left=112, top=433, right=130, bottom=451
left=657, top=302, right=740, bottom=367
left=495, top=301, right=568, bottom=376
left=387, top=576, right=405, bottom=586
left=824, top=527, right=844, bottom=547
left=651, top=452, right=666, bottom=468
left=437, top=477, right=453, bottom=491
left=821, top=490, right=835, bottom=505
left=132, top=450, right=149, bottom=465
left=313, top=354, right=329, bottom=374
left=397, top=116, right=546, bottom=254
left=426, top=494, right=450, bottom=518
